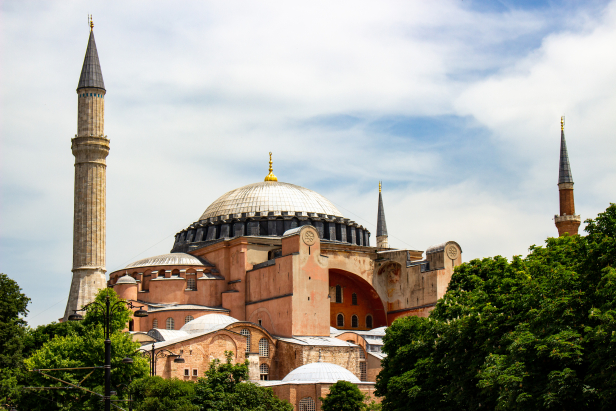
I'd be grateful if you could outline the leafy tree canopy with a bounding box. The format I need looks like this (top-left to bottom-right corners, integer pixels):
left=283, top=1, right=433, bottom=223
left=0, top=273, right=31, bottom=408
left=376, top=203, right=616, bottom=411
left=17, top=288, right=148, bottom=410
left=193, top=351, right=293, bottom=411
left=320, top=380, right=372, bottom=411
left=129, top=376, right=198, bottom=411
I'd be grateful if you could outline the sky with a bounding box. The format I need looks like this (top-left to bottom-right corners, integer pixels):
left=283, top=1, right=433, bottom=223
left=1, top=0, right=615, bottom=327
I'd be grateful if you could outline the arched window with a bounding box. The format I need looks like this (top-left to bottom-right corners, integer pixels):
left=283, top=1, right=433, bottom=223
left=166, top=317, right=175, bottom=330
left=241, top=329, right=251, bottom=353
left=337, top=313, right=344, bottom=327
left=184, top=315, right=194, bottom=324
left=299, top=397, right=316, bottom=411
left=260, top=363, right=269, bottom=380
left=352, top=293, right=358, bottom=305
left=152, top=319, right=158, bottom=329
left=366, top=314, right=373, bottom=329
left=352, top=315, right=358, bottom=328
left=172, top=269, right=180, bottom=277
left=259, top=338, right=269, bottom=357
left=335, top=285, right=342, bottom=303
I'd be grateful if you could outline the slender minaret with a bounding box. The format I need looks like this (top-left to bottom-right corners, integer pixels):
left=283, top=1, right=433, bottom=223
left=376, top=181, right=389, bottom=248
left=554, top=116, right=581, bottom=236
left=63, top=18, right=109, bottom=320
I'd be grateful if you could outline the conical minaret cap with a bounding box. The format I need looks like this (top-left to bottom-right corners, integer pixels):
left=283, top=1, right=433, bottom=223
left=376, top=182, right=388, bottom=237
left=77, top=30, right=105, bottom=90
left=558, top=117, right=573, bottom=184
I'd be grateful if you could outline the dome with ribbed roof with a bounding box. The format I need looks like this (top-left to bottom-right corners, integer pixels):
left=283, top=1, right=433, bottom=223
left=282, top=362, right=361, bottom=383
left=200, top=181, right=342, bottom=221
left=125, top=253, right=208, bottom=269
left=180, top=314, right=238, bottom=333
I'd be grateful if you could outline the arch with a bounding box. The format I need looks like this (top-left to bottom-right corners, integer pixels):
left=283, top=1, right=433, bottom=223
left=246, top=307, right=277, bottom=335
left=260, top=363, right=269, bottom=380
left=171, top=269, right=180, bottom=277
left=351, top=315, right=358, bottom=328
left=366, top=314, right=373, bottom=329
left=166, top=317, right=175, bottom=330
left=240, top=329, right=251, bottom=353
left=259, top=338, right=269, bottom=357
left=299, top=397, right=316, bottom=411
left=337, top=313, right=344, bottom=327
left=152, top=319, right=158, bottom=329
left=185, top=315, right=194, bottom=324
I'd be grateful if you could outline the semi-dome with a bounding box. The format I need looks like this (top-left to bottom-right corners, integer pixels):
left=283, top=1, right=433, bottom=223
left=115, top=275, right=136, bottom=285
left=180, top=314, right=238, bottom=333
left=282, top=362, right=361, bottom=383
left=125, top=253, right=208, bottom=269
left=200, top=181, right=342, bottom=221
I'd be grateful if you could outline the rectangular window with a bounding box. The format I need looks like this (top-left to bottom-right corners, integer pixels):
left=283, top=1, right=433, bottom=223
left=360, top=362, right=367, bottom=381
left=184, top=369, right=189, bottom=376
left=192, top=369, right=198, bottom=376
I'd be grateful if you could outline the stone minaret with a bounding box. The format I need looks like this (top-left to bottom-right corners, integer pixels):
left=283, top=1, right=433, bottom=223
left=376, top=182, right=389, bottom=248
left=63, top=20, right=109, bottom=320
left=554, top=116, right=581, bottom=236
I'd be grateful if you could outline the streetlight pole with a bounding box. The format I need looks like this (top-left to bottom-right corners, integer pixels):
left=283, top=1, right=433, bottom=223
left=69, top=293, right=148, bottom=411
left=144, top=342, right=184, bottom=377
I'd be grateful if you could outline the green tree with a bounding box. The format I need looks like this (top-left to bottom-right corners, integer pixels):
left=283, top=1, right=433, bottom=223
left=193, top=351, right=293, bottom=411
left=320, top=380, right=367, bottom=411
left=0, top=273, right=31, bottom=409
left=375, top=204, right=616, bottom=411
left=129, top=376, right=198, bottom=411
left=18, top=288, right=148, bottom=410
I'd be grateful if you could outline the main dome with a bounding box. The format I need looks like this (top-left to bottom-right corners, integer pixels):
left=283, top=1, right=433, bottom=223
left=199, top=181, right=342, bottom=221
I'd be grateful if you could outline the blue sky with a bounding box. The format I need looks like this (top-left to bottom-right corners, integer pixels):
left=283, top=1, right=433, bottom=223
left=1, top=0, right=615, bottom=326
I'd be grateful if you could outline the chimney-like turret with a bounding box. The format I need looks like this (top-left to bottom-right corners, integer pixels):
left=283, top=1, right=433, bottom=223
left=376, top=182, right=389, bottom=249
left=555, top=116, right=581, bottom=236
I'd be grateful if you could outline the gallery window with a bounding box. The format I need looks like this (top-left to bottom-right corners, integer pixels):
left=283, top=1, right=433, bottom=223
left=299, top=397, right=316, bottom=411
left=185, top=315, right=194, bottom=324
left=259, top=338, right=269, bottom=357
left=352, top=315, right=358, bottom=328
left=260, top=363, right=269, bottom=380
left=337, top=313, right=344, bottom=327
left=335, top=285, right=342, bottom=303
left=352, top=293, right=358, bottom=305
left=241, top=329, right=251, bottom=353
left=166, top=317, right=175, bottom=330
left=152, top=319, right=158, bottom=329
left=366, top=314, right=373, bottom=329
left=186, top=277, right=197, bottom=290
left=360, top=362, right=367, bottom=381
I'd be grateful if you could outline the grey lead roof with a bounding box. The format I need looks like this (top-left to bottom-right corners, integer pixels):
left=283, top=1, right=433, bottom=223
left=376, top=189, right=388, bottom=237
left=77, top=30, right=105, bottom=90
left=559, top=128, right=573, bottom=184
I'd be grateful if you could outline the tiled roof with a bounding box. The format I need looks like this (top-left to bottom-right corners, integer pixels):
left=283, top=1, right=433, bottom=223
left=77, top=30, right=105, bottom=90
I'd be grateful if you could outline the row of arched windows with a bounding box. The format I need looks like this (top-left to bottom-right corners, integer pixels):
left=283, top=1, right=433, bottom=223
left=336, top=313, right=373, bottom=329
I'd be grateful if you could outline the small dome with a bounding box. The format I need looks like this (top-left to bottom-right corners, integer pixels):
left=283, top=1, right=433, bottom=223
left=282, top=362, right=361, bottom=383
left=180, top=314, right=239, bottom=333
left=125, top=253, right=208, bottom=269
left=115, top=275, right=136, bottom=285
left=199, top=181, right=342, bottom=221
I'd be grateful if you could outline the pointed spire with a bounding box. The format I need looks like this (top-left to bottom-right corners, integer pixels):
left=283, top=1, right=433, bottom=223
left=558, top=116, right=573, bottom=184
left=376, top=181, right=388, bottom=238
left=77, top=22, right=105, bottom=91
left=264, top=152, right=278, bottom=182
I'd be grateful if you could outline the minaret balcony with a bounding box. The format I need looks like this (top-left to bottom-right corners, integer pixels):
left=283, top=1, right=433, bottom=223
left=554, top=215, right=581, bottom=223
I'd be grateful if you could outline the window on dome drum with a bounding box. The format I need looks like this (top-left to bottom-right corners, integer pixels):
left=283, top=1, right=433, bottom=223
left=259, top=338, right=269, bottom=357
left=260, top=363, right=269, bottom=380
left=299, top=397, right=316, bottom=411
left=186, top=277, right=196, bottom=291
left=335, top=285, right=342, bottom=303
left=152, top=319, right=158, bottom=329
left=352, top=293, right=357, bottom=305
left=366, top=314, right=373, bottom=329
left=185, top=315, right=194, bottom=324
left=172, top=270, right=180, bottom=277
left=166, top=317, right=175, bottom=330
left=337, top=313, right=344, bottom=327
left=360, top=362, right=367, bottom=381
left=352, top=315, right=358, bottom=328
left=241, top=329, right=251, bottom=353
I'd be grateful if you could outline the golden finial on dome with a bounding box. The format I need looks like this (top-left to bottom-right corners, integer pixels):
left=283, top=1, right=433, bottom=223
left=379, top=181, right=382, bottom=193
left=561, top=115, right=565, bottom=131
left=264, top=152, right=278, bottom=182
left=89, top=14, right=93, bottom=31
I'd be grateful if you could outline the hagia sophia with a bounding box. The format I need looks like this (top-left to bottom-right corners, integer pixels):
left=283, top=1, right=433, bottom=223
left=62, top=24, right=580, bottom=410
